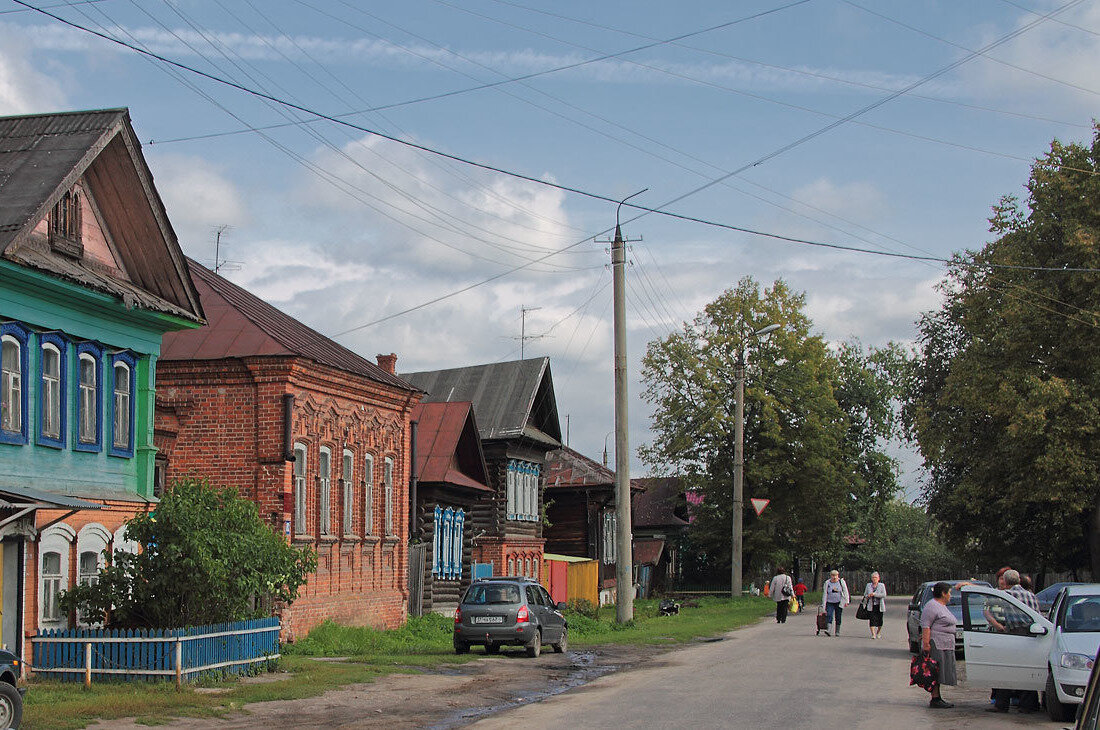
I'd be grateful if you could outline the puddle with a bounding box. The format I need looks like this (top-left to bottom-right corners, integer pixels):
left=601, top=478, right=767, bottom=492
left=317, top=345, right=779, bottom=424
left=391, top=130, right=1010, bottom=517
left=428, top=650, right=618, bottom=729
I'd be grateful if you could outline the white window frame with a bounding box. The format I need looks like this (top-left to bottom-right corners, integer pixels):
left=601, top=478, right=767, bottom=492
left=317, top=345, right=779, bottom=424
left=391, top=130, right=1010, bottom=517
left=318, top=446, right=332, bottom=535
left=506, top=462, right=516, bottom=518
left=41, top=342, right=61, bottom=439
left=78, top=352, right=97, bottom=444
left=39, top=523, right=74, bottom=627
left=452, top=509, right=465, bottom=580
left=602, top=511, right=617, bottom=564
left=112, top=361, right=131, bottom=450
left=383, top=457, right=394, bottom=536
left=293, top=442, right=308, bottom=535
left=1, top=335, right=22, bottom=434
left=432, top=505, right=443, bottom=576
left=342, top=449, right=354, bottom=535
left=363, top=454, right=375, bottom=536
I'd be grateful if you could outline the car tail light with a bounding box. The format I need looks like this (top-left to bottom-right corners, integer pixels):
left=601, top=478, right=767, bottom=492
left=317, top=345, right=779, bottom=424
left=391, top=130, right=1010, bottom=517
left=516, top=605, right=529, bottom=623
left=454, top=607, right=462, bottom=624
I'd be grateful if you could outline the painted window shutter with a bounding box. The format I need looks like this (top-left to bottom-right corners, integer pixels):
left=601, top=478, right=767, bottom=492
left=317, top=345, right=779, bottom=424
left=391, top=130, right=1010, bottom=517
left=454, top=510, right=465, bottom=579
left=432, top=506, right=442, bottom=576
left=442, top=508, right=454, bottom=578
left=506, top=461, right=516, bottom=519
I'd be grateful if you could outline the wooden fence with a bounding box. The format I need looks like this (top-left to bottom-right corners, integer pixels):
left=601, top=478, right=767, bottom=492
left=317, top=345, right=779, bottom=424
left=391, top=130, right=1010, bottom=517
left=31, top=616, right=280, bottom=686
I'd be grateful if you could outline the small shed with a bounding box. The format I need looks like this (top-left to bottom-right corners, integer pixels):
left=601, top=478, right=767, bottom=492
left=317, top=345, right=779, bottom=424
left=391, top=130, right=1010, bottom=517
left=541, top=553, right=598, bottom=607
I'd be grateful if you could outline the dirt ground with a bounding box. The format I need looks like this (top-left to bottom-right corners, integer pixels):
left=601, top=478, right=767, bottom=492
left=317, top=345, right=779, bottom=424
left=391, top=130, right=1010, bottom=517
left=84, top=643, right=669, bottom=730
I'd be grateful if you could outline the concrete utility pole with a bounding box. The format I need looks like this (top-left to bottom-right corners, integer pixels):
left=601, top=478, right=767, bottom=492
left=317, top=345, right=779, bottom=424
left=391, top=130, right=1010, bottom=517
left=604, top=189, right=645, bottom=623
left=731, top=323, right=781, bottom=599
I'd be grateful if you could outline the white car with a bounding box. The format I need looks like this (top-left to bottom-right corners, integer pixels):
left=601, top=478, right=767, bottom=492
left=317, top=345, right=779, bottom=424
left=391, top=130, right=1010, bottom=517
left=961, top=584, right=1100, bottom=722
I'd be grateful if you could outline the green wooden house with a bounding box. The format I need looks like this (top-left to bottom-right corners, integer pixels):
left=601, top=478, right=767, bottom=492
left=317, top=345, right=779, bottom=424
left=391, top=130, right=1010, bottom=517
left=0, top=108, right=204, bottom=658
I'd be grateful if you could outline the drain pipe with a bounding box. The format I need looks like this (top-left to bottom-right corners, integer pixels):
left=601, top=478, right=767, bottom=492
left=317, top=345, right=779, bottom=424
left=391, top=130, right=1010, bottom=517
left=282, top=394, right=295, bottom=461
left=409, top=419, right=419, bottom=540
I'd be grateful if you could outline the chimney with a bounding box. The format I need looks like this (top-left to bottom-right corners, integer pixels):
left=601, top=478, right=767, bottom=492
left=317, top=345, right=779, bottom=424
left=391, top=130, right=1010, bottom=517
left=376, top=353, right=397, bottom=374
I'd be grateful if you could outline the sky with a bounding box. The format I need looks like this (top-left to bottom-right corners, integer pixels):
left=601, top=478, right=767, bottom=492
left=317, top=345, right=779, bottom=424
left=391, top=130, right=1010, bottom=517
left=2, top=0, right=1097, bottom=501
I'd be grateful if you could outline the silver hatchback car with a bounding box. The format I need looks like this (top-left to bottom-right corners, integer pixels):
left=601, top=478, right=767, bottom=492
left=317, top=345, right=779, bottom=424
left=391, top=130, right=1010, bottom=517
left=454, top=577, right=568, bottom=657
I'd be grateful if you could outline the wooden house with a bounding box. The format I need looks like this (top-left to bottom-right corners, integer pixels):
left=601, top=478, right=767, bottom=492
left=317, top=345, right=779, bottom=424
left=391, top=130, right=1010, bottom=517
left=631, top=477, right=690, bottom=595
left=155, top=261, right=421, bottom=638
left=544, top=447, right=641, bottom=605
left=0, top=109, right=205, bottom=660
left=402, top=358, right=561, bottom=581
left=408, top=401, right=491, bottom=616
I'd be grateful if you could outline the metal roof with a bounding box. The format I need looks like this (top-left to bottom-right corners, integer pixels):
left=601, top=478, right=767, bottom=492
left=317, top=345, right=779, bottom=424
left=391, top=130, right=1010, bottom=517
left=160, top=260, right=418, bottom=391
left=402, top=358, right=561, bottom=444
left=411, top=401, right=491, bottom=492
left=0, top=108, right=204, bottom=323
left=545, top=447, right=615, bottom=490
left=0, top=485, right=102, bottom=511
left=632, top=477, right=690, bottom=529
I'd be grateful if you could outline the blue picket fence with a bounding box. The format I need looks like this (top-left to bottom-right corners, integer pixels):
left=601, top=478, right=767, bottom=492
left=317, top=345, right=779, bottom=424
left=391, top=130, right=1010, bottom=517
left=31, top=616, right=280, bottom=684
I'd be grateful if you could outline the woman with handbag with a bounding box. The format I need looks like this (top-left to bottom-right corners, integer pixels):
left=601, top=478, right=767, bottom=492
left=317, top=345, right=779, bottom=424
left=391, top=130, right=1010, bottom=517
left=919, top=582, right=958, bottom=709
left=769, top=567, right=794, bottom=624
left=861, top=572, right=887, bottom=639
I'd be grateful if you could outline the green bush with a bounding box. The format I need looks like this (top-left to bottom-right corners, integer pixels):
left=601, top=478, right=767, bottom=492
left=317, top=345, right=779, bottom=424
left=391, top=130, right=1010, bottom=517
left=285, top=615, right=455, bottom=656
left=565, top=598, right=599, bottom=619
left=60, top=478, right=317, bottom=628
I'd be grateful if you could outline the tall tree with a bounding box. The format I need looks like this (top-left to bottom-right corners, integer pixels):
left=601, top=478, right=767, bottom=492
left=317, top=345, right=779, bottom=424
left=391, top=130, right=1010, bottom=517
left=640, top=277, right=900, bottom=577
left=904, top=127, right=1100, bottom=576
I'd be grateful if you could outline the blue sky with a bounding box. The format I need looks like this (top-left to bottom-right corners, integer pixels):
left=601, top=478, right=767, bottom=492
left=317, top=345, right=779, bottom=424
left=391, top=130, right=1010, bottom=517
left=2, top=0, right=1097, bottom=499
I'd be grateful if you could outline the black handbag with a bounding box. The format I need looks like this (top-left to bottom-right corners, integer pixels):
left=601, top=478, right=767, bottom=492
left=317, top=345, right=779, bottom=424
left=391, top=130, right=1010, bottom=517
left=856, top=596, right=871, bottom=620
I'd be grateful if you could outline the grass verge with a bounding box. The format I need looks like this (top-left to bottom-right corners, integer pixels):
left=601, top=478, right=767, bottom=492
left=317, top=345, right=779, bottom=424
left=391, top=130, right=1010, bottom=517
left=24, top=597, right=773, bottom=729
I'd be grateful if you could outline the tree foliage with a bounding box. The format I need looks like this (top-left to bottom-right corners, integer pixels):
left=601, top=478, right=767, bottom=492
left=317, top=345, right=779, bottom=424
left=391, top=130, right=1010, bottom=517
left=844, top=500, right=966, bottom=575
left=903, top=127, right=1100, bottom=576
left=60, top=478, right=318, bottom=628
left=640, top=277, right=903, bottom=579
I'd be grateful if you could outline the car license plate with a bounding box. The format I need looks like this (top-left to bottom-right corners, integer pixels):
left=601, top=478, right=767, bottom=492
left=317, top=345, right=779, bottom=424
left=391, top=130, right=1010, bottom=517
left=472, top=616, right=504, bottom=624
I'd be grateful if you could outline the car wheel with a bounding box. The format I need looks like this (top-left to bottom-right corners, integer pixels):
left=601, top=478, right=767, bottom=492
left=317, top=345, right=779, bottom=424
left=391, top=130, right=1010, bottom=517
left=553, top=627, right=568, bottom=654
left=453, top=641, right=469, bottom=655
left=1046, top=672, right=1072, bottom=722
left=526, top=630, right=542, bottom=658
left=0, top=682, right=23, bottom=730
left=909, top=640, right=919, bottom=654
left=485, top=642, right=500, bottom=654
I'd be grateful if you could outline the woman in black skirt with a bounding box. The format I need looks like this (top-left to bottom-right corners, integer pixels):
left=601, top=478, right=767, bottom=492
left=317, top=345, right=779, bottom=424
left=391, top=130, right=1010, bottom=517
left=863, top=571, right=887, bottom=639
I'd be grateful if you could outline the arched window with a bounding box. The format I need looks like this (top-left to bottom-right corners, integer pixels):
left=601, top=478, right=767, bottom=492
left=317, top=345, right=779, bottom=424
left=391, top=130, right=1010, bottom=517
left=525, top=557, right=531, bottom=577
left=293, top=442, right=307, bottom=535
left=41, top=552, right=63, bottom=622
left=363, top=454, right=375, bottom=536
left=1, top=335, right=23, bottom=438
left=39, top=523, right=75, bottom=626
left=75, top=344, right=102, bottom=451
left=383, top=457, right=395, bottom=536
left=79, top=551, right=100, bottom=586
left=318, top=446, right=332, bottom=535
left=508, top=556, right=515, bottom=576
left=342, top=448, right=354, bottom=535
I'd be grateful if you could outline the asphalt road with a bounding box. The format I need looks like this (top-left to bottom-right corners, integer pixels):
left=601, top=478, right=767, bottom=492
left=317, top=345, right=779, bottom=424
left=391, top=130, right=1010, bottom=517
left=469, top=608, right=1070, bottom=729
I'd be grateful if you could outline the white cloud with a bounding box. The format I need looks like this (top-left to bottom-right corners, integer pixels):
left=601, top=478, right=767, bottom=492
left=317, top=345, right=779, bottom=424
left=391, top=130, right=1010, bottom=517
left=0, top=27, right=66, bottom=114
left=146, top=153, right=248, bottom=259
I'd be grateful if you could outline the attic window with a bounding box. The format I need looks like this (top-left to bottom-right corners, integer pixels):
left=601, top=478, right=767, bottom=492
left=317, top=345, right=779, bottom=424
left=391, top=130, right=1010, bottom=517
left=49, top=189, right=83, bottom=257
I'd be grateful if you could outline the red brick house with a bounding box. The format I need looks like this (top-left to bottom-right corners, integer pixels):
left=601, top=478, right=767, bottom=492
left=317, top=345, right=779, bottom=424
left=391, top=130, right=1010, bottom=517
left=155, top=260, right=421, bottom=638
left=402, top=358, right=561, bottom=581
left=408, top=401, right=490, bottom=616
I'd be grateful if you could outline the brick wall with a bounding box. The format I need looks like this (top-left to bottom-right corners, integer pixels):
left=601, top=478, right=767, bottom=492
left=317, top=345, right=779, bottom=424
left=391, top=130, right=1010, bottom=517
left=156, top=355, right=418, bottom=638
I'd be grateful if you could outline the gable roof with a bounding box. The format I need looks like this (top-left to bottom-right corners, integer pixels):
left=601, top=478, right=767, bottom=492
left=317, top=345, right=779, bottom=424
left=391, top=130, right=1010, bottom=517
left=402, top=358, right=561, bottom=445
left=632, top=477, right=690, bottom=529
left=0, top=108, right=203, bottom=322
left=545, top=447, right=614, bottom=490
left=159, top=260, right=418, bottom=391
left=411, top=401, right=491, bottom=493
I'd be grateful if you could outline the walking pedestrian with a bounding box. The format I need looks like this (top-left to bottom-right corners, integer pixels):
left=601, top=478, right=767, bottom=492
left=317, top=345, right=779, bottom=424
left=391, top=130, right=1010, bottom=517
left=863, top=571, right=887, bottom=639
left=794, top=577, right=807, bottom=612
left=769, top=567, right=794, bottom=624
left=920, top=581, right=958, bottom=709
left=821, top=569, right=849, bottom=636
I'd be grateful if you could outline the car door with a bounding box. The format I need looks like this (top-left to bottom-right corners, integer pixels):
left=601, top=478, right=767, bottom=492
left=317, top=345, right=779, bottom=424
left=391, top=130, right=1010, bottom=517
left=540, top=586, right=564, bottom=640
left=526, top=585, right=549, bottom=638
left=907, top=586, right=925, bottom=644
left=961, top=586, right=1053, bottom=691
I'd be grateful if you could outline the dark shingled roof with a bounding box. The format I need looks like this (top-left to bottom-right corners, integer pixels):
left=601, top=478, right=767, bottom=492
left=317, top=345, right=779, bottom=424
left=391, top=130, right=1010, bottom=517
left=402, top=358, right=561, bottom=445
left=160, top=259, right=418, bottom=392
left=632, top=477, right=690, bottom=529
left=545, top=447, right=614, bottom=490
left=0, top=108, right=203, bottom=322
left=411, top=402, right=491, bottom=493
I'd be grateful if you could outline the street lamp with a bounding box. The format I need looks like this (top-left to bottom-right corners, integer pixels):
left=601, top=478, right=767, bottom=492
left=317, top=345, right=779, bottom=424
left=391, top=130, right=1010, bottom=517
left=732, top=323, right=781, bottom=599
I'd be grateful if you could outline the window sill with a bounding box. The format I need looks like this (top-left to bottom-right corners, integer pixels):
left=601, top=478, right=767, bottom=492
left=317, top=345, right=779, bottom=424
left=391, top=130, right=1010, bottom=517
left=362, top=536, right=381, bottom=545
left=73, top=441, right=101, bottom=454
left=293, top=534, right=314, bottom=545
left=319, top=535, right=338, bottom=543
left=0, top=432, right=28, bottom=447
left=36, top=436, right=65, bottom=449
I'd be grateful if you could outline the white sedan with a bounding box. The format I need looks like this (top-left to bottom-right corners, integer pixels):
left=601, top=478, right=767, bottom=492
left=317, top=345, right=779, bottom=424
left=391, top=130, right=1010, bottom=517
left=961, top=584, right=1100, bottom=722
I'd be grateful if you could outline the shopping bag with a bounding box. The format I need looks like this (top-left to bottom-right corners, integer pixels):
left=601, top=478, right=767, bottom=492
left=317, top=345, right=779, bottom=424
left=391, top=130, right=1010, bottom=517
left=788, top=596, right=799, bottom=614
left=909, top=654, right=939, bottom=693
left=816, top=611, right=828, bottom=631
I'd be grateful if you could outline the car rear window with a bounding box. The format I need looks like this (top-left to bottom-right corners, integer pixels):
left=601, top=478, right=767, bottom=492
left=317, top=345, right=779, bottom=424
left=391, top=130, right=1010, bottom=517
left=464, top=584, right=521, bottom=605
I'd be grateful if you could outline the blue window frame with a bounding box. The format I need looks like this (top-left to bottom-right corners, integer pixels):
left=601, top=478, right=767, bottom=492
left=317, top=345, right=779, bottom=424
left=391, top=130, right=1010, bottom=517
left=108, top=351, right=136, bottom=458
left=74, top=341, right=103, bottom=453
left=0, top=321, right=30, bottom=446
left=37, top=332, right=68, bottom=449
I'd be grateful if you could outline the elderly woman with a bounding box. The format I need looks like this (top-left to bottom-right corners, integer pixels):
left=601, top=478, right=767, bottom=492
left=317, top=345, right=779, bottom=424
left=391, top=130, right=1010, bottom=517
left=821, top=570, right=850, bottom=637
left=863, top=572, right=887, bottom=639
left=919, top=581, right=957, bottom=709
